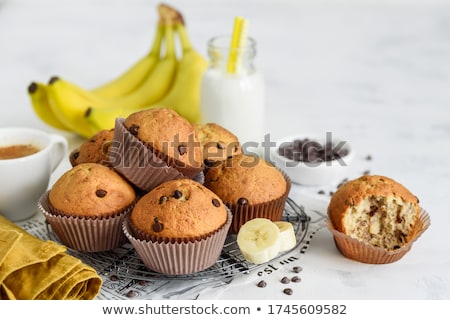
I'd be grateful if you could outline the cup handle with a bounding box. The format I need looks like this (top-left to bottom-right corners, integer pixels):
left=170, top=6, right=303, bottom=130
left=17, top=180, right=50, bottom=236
left=49, top=134, right=68, bottom=172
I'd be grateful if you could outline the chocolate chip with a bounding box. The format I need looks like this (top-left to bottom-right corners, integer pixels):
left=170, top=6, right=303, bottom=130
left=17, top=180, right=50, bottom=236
left=293, top=266, right=303, bottom=273
left=126, top=290, right=137, bottom=298
left=237, top=197, right=248, bottom=205
left=129, top=124, right=139, bottom=136
left=96, top=189, right=107, bottom=198
left=178, top=144, right=187, bottom=155
left=109, top=275, right=119, bottom=281
left=173, top=190, right=182, bottom=199
left=159, top=196, right=169, bottom=204
left=291, top=276, right=301, bottom=283
left=152, top=217, right=164, bottom=233
left=212, top=198, right=221, bottom=207
left=318, top=190, right=325, bottom=195
left=366, top=154, right=372, bottom=161
left=283, top=288, right=293, bottom=295
left=369, top=206, right=377, bottom=217
left=137, top=280, right=148, bottom=286
left=363, top=170, right=371, bottom=175
left=257, top=280, right=267, bottom=288
left=281, top=276, right=290, bottom=284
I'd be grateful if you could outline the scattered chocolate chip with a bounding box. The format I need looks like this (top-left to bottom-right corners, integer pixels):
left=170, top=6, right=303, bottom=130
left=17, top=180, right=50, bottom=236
left=178, top=144, right=187, bottom=155
left=129, top=124, right=139, bottom=136
left=212, top=198, right=221, bottom=207
left=159, top=196, right=169, bottom=204
left=291, top=276, right=301, bottom=283
left=363, top=170, right=371, bottom=175
left=152, top=217, right=164, bottom=233
left=257, top=280, right=267, bottom=288
left=96, top=189, right=107, bottom=198
left=237, top=197, right=248, bottom=205
left=329, top=191, right=334, bottom=196
left=318, top=190, right=325, bottom=195
left=293, top=266, right=303, bottom=273
left=173, top=190, right=182, bottom=199
left=281, top=276, right=290, bottom=284
left=283, top=288, right=293, bottom=295
left=109, top=275, right=119, bottom=281
left=137, top=280, right=148, bottom=286
left=126, top=290, right=137, bottom=298
left=366, top=154, right=372, bottom=161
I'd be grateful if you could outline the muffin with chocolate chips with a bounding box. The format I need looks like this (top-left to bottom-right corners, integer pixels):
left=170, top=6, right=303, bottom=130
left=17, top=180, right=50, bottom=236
left=38, top=163, right=136, bottom=252
left=204, top=153, right=291, bottom=233
left=327, top=174, right=430, bottom=264
left=69, top=129, right=114, bottom=167
left=124, top=178, right=232, bottom=275
left=193, top=122, right=242, bottom=168
left=110, top=108, right=203, bottom=192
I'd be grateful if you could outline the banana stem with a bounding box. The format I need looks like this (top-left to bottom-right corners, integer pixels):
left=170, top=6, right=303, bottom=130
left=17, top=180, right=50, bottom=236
left=176, top=23, right=192, bottom=52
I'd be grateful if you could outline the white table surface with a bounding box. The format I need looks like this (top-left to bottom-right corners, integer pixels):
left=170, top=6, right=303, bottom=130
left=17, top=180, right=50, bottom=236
left=1, top=0, right=449, bottom=300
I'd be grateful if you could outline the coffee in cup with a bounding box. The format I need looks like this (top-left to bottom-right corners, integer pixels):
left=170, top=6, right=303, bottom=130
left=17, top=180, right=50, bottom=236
left=0, top=127, right=68, bottom=222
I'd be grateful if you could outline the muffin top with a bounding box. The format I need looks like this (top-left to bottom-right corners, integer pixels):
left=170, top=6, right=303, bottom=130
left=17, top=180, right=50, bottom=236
left=194, top=122, right=242, bottom=164
left=204, top=154, right=288, bottom=205
left=123, top=108, right=203, bottom=170
left=49, top=163, right=136, bottom=217
left=70, top=129, right=114, bottom=166
left=129, top=179, right=227, bottom=240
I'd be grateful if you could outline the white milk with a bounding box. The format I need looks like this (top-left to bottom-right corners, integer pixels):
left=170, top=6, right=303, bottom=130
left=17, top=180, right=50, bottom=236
left=200, top=36, right=266, bottom=152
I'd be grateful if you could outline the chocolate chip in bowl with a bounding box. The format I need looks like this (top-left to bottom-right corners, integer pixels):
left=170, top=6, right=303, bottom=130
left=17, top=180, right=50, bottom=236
left=269, top=133, right=354, bottom=186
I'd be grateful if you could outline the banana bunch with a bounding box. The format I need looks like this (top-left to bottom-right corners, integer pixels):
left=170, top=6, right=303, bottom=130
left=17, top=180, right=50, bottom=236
left=28, top=4, right=208, bottom=138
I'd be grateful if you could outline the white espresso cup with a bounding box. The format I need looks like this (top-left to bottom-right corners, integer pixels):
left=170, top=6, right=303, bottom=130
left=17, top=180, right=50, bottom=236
left=0, top=127, right=68, bottom=222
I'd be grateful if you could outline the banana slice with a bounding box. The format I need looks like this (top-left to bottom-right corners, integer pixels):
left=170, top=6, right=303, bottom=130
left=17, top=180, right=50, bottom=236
left=274, top=221, right=297, bottom=252
left=237, top=218, right=281, bottom=264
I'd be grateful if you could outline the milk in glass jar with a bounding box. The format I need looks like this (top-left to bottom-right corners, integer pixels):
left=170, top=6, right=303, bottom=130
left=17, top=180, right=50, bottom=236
left=200, top=35, right=265, bottom=151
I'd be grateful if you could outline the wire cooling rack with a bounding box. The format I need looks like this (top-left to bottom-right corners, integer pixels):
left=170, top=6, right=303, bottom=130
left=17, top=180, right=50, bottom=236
left=47, top=197, right=310, bottom=281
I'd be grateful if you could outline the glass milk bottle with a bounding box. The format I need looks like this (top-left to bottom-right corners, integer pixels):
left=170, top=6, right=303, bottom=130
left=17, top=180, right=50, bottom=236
left=200, top=36, right=265, bottom=151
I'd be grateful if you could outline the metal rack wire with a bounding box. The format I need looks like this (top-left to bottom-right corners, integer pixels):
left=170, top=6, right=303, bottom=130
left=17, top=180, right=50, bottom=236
left=47, top=197, right=310, bottom=281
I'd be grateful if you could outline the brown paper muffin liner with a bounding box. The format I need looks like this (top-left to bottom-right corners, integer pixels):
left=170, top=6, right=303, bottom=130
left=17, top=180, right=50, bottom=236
left=110, top=118, right=202, bottom=192
left=123, top=209, right=232, bottom=275
left=328, top=207, right=431, bottom=264
left=226, top=170, right=291, bottom=234
left=38, top=191, right=135, bottom=252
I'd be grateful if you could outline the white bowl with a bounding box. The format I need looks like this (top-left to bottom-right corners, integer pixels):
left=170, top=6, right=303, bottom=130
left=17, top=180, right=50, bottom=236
left=269, top=134, right=354, bottom=186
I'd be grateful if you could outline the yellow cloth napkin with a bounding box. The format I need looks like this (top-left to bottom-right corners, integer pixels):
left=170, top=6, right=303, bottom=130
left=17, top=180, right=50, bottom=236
left=0, top=215, right=102, bottom=300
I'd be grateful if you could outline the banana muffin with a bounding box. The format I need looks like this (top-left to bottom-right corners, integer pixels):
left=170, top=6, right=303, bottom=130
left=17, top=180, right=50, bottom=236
left=194, top=122, right=242, bottom=167
left=124, top=178, right=232, bottom=275
left=204, top=153, right=290, bottom=233
left=110, top=108, right=203, bottom=191
left=327, top=174, right=429, bottom=263
left=69, top=129, right=114, bottom=166
left=39, top=163, right=136, bottom=252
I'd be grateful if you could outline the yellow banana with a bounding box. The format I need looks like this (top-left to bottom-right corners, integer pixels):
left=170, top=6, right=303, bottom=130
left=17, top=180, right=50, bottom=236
left=107, top=22, right=178, bottom=108
left=46, top=77, right=98, bottom=138
left=27, top=82, right=69, bottom=131
left=84, top=22, right=207, bottom=131
left=90, top=23, right=164, bottom=99
left=150, top=22, right=208, bottom=123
